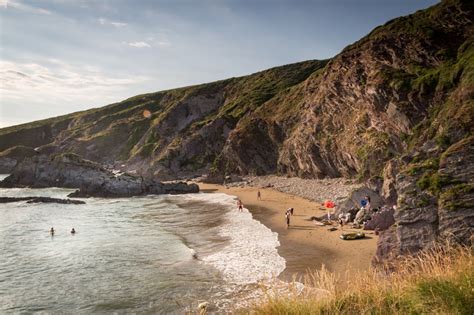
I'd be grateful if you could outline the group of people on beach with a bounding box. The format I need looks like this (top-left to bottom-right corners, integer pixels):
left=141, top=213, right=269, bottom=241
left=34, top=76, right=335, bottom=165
left=236, top=188, right=377, bottom=234
left=337, top=195, right=372, bottom=229
left=50, top=227, right=76, bottom=235
left=236, top=189, right=263, bottom=212
left=238, top=188, right=295, bottom=229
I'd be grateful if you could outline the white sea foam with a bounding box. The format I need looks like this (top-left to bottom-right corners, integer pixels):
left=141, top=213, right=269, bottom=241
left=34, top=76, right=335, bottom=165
left=183, top=192, right=286, bottom=285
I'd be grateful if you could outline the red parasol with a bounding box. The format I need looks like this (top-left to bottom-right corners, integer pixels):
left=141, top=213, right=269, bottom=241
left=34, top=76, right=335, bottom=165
left=324, top=200, right=335, bottom=208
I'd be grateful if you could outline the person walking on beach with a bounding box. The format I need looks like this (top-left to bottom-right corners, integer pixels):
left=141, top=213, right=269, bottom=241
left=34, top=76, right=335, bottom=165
left=237, top=199, right=243, bottom=212
left=257, top=190, right=261, bottom=200
left=285, top=211, right=290, bottom=228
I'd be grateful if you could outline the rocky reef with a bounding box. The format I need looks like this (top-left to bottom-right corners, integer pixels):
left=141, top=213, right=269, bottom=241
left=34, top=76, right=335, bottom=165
left=0, top=197, right=85, bottom=204
left=0, top=153, right=199, bottom=198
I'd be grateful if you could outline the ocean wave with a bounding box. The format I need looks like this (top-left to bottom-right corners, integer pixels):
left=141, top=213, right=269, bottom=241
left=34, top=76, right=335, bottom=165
left=190, top=193, right=286, bottom=285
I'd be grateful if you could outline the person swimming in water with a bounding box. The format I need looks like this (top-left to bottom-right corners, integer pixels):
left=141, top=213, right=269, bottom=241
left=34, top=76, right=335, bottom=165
left=70, top=228, right=76, bottom=234
left=50, top=227, right=55, bottom=235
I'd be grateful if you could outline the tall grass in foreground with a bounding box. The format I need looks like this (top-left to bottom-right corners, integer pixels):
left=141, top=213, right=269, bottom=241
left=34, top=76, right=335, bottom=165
left=250, top=244, right=473, bottom=314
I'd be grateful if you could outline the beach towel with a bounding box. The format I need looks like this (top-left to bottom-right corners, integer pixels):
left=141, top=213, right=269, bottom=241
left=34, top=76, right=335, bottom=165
left=340, top=232, right=365, bottom=240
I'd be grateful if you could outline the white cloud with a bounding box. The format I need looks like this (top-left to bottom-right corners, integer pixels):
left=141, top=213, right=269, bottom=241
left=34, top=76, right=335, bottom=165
left=156, top=40, right=171, bottom=47
left=125, top=36, right=171, bottom=49
left=127, top=41, right=151, bottom=48
left=98, top=17, right=127, bottom=28
left=0, top=59, right=149, bottom=109
left=110, top=21, right=127, bottom=27
left=1, top=0, right=52, bottom=14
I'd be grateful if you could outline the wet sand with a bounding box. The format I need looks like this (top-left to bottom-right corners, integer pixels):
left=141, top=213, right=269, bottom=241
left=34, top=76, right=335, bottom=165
left=199, top=183, right=378, bottom=283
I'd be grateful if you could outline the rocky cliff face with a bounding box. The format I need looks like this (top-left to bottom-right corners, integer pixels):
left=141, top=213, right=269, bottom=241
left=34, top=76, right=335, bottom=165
left=0, top=60, right=328, bottom=180
left=1, top=153, right=199, bottom=197
left=375, top=136, right=474, bottom=262
left=0, top=0, right=472, bottom=257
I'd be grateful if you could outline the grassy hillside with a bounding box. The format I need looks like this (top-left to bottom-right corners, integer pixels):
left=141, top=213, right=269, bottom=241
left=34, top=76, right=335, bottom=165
left=250, top=245, right=474, bottom=314
left=0, top=59, right=329, bottom=178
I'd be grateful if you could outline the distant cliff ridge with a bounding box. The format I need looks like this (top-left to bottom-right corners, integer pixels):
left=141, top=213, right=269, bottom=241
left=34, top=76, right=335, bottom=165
left=1, top=1, right=472, bottom=257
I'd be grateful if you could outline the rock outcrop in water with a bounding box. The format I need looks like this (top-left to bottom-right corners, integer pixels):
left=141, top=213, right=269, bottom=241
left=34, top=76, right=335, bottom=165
left=0, top=153, right=199, bottom=198
left=0, top=197, right=85, bottom=204
left=0, top=0, right=472, bottom=259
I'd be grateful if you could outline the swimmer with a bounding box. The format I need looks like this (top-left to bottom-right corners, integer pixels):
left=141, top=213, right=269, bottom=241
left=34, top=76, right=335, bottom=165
left=50, top=227, right=55, bottom=235
left=70, top=228, right=76, bottom=234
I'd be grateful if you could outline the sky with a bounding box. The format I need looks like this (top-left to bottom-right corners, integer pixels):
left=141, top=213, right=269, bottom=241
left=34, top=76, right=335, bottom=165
left=0, top=0, right=438, bottom=127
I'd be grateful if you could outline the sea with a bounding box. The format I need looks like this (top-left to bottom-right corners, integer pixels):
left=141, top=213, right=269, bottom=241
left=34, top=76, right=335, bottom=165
left=0, top=175, right=285, bottom=313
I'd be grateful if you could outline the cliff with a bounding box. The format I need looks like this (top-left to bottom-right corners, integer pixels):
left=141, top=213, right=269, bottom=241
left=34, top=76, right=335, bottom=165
left=0, top=60, right=328, bottom=179
left=1, top=0, right=472, bottom=255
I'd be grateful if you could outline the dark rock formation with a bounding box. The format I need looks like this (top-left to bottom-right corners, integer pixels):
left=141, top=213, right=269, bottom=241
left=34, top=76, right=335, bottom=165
left=0, top=197, right=33, bottom=203
left=364, top=207, right=395, bottom=231
left=0, top=197, right=85, bottom=204
left=374, top=136, right=474, bottom=264
left=0, top=145, right=38, bottom=173
left=374, top=227, right=398, bottom=263
left=27, top=197, right=86, bottom=204
left=0, top=153, right=199, bottom=198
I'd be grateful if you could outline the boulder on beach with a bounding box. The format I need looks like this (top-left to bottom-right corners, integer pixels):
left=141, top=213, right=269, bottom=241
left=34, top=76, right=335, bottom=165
left=364, top=207, right=395, bottom=231
left=336, top=186, right=384, bottom=215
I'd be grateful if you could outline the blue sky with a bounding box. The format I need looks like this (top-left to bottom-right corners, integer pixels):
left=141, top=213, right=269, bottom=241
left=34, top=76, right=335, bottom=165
left=0, top=0, right=438, bottom=127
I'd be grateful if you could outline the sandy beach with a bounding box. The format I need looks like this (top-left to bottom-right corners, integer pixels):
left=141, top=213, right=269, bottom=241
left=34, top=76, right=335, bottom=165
left=199, top=183, right=378, bottom=283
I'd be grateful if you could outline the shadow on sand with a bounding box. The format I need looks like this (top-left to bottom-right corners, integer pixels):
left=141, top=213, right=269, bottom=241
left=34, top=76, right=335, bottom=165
left=287, top=225, right=318, bottom=230
left=200, top=188, right=218, bottom=193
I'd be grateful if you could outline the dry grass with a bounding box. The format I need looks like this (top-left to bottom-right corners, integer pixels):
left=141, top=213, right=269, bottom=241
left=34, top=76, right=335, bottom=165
left=249, top=244, right=474, bottom=314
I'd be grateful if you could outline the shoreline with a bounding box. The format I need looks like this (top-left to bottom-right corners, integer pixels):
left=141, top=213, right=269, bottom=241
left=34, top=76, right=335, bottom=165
left=199, top=183, right=378, bottom=283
